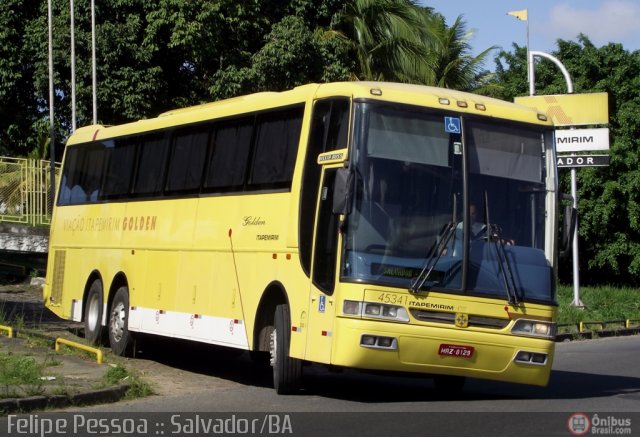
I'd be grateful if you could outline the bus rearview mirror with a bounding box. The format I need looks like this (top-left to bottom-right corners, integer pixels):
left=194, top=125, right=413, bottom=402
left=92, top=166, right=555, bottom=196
left=332, top=167, right=351, bottom=215
left=559, top=203, right=576, bottom=259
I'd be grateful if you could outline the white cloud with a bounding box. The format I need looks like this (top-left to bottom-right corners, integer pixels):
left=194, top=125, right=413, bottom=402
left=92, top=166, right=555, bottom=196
left=548, top=0, right=640, bottom=46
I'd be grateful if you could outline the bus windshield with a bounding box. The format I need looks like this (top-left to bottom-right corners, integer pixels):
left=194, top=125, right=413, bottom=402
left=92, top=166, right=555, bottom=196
left=341, top=101, right=554, bottom=303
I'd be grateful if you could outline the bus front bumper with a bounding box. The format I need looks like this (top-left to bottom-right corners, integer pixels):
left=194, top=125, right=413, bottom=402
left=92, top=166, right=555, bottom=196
left=331, top=317, right=555, bottom=386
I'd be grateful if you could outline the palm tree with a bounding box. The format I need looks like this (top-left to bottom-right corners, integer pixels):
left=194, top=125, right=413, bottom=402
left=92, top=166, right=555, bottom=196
left=331, top=0, right=434, bottom=82
left=422, top=13, right=496, bottom=91
left=330, top=0, right=495, bottom=90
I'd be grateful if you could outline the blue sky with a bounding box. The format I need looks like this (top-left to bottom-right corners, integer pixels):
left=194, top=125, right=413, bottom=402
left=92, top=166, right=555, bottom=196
left=418, top=0, right=640, bottom=69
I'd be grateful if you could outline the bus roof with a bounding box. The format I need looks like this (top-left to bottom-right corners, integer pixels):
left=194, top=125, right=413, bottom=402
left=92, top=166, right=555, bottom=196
left=67, top=82, right=551, bottom=145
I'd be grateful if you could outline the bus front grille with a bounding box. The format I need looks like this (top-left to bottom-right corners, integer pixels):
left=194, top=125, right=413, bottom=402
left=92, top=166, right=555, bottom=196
left=409, top=309, right=509, bottom=329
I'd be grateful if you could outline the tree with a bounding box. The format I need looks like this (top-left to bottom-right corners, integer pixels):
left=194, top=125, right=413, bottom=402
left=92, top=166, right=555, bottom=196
left=330, top=0, right=494, bottom=90
left=425, top=14, right=495, bottom=90
left=250, top=16, right=352, bottom=92
left=1, top=0, right=495, bottom=160
left=0, top=0, right=43, bottom=156
left=492, top=35, right=640, bottom=285
left=330, top=0, right=431, bottom=82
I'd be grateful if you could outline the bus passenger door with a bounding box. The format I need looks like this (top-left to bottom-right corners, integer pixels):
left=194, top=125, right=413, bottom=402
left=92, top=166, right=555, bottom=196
left=306, top=167, right=341, bottom=364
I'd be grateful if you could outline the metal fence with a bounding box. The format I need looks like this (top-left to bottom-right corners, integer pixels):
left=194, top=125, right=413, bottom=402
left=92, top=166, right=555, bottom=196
left=0, top=157, right=60, bottom=226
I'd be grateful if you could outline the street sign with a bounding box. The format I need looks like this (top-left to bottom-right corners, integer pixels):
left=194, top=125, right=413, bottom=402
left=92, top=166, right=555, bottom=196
left=556, top=154, right=610, bottom=168
left=515, top=93, right=609, bottom=126
left=555, top=127, right=610, bottom=152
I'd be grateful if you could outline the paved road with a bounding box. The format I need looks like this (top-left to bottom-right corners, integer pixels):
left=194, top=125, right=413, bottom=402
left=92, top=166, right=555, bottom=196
left=57, top=336, right=640, bottom=436
left=3, top=286, right=638, bottom=435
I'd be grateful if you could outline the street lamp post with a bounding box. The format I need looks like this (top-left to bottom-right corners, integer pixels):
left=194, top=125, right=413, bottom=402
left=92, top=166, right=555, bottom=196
left=70, top=0, right=76, bottom=132
left=91, top=0, right=97, bottom=125
left=528, top=50, right=583, bottom=308
left=47, top=0, right=55, bottom=214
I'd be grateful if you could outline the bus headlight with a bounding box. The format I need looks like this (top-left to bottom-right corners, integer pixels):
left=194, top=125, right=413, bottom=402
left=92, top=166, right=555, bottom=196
left=342, top=300, right=362, bottom=315
left=342, top=300, right=410, bottom=323
left=364, top=302, right=409, bottom=322
left=511, top=319, right=556, bottom=339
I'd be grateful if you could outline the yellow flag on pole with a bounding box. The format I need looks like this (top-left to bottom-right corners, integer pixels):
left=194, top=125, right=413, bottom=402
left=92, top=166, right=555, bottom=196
left=507, top=9, right=528, bottom=21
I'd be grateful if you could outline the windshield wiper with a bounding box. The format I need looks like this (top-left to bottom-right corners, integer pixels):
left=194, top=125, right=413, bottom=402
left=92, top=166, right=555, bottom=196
left=409, top=221, right=458, bottom=293
left=483, top=193, right=519, bottom=304
left=410, top=196, right=458, bottom=293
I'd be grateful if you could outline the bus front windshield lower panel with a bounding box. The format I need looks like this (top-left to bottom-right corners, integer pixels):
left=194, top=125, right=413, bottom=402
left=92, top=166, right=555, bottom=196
left=340, top=102, right=553, bottom=303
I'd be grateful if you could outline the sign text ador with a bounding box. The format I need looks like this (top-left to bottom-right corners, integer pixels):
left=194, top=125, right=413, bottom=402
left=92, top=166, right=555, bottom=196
left=556, top=154, right=610, bottom=168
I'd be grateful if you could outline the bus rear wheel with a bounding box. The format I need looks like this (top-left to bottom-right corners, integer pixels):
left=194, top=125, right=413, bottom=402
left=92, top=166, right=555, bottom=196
left=109, top=286, right=133, bottom=356
left=270, top=304, right=302, bottom=394
left=84, top=279, right=103, bottom=345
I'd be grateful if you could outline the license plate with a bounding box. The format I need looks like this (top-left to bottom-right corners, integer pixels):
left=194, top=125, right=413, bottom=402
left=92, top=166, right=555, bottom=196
left=438, top=344, right=474, bottom=358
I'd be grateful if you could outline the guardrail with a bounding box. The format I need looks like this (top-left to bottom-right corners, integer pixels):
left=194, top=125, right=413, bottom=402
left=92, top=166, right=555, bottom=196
left=0, top=324, right=14, bottom=338
left=0, top=324, right=104, bottom=363
left=558, top=319, right=640, bottom=333
left=55, top=337, right=104, bottom=364
left=556, top=319, right=640, bottom=341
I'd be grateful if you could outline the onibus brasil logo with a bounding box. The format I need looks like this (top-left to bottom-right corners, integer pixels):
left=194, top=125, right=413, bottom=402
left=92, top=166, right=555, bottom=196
left=568, top=413, right=590, bottom=435
left=568, top=413, right=632, bottom=435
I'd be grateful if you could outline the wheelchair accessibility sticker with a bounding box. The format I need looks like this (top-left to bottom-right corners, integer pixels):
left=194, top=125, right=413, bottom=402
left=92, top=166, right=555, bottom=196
left=319, top=295, right=326, bottom=313
left=444, top=117, right=461, bottom=134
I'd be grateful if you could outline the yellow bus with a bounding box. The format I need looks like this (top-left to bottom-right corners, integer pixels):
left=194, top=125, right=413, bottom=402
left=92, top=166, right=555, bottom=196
left=44, top=82, right=562, bottom=394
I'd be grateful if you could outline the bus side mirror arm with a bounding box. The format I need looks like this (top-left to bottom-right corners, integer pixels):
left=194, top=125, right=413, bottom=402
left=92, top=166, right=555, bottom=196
left=559, top=194, right=577, bottom=259
left=332, top=166, right=352, bottom=216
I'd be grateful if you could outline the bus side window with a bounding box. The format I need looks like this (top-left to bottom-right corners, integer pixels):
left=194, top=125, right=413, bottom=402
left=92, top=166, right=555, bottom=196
left=165, top=128, right=209, bottom=193
left=58, top=148, right=80, bottom=205
left=61, top=145, right=106, bottom=204
left=203, top=117, right=253, bottom=193
left=101, top=139, right=136, bottom=199
left=249, top=107, right=303, bottom=189
left=132, top=134, right=170, bottom=197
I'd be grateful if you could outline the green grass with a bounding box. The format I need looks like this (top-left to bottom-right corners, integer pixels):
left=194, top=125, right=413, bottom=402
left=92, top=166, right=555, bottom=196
left=100, top=365, right=153, bottom=400
left=0, top=352, right=46, bottom=398
left=557, top=285, right=640, bottom=330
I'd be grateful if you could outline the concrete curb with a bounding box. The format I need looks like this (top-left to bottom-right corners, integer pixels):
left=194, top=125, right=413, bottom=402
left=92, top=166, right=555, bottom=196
left=0, top=330, right=133, bottom=415
left=0, top=385, right=130, bottom=415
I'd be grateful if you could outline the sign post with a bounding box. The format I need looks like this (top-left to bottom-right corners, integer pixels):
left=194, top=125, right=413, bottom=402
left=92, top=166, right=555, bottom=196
left=515, top=51, right=609, bottom=308
left=520, top=51, right=582, bottom=308
left=516, top=52, right=609, bottom=308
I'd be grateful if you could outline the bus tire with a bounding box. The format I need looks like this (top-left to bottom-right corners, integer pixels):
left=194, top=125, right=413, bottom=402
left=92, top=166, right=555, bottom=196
left=270, top=304, right=302, bottom=394
left=84, top=279, right=104, bottom=345
left=109, top=286, right=133, bottom=356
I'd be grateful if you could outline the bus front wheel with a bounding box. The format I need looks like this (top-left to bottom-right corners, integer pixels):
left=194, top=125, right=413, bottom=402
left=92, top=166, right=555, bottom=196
left=270, top=304, right=302, bottom=394
left=84, top=279, right=104, bottom=345
left=109, top=286, right=133, bottom=356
